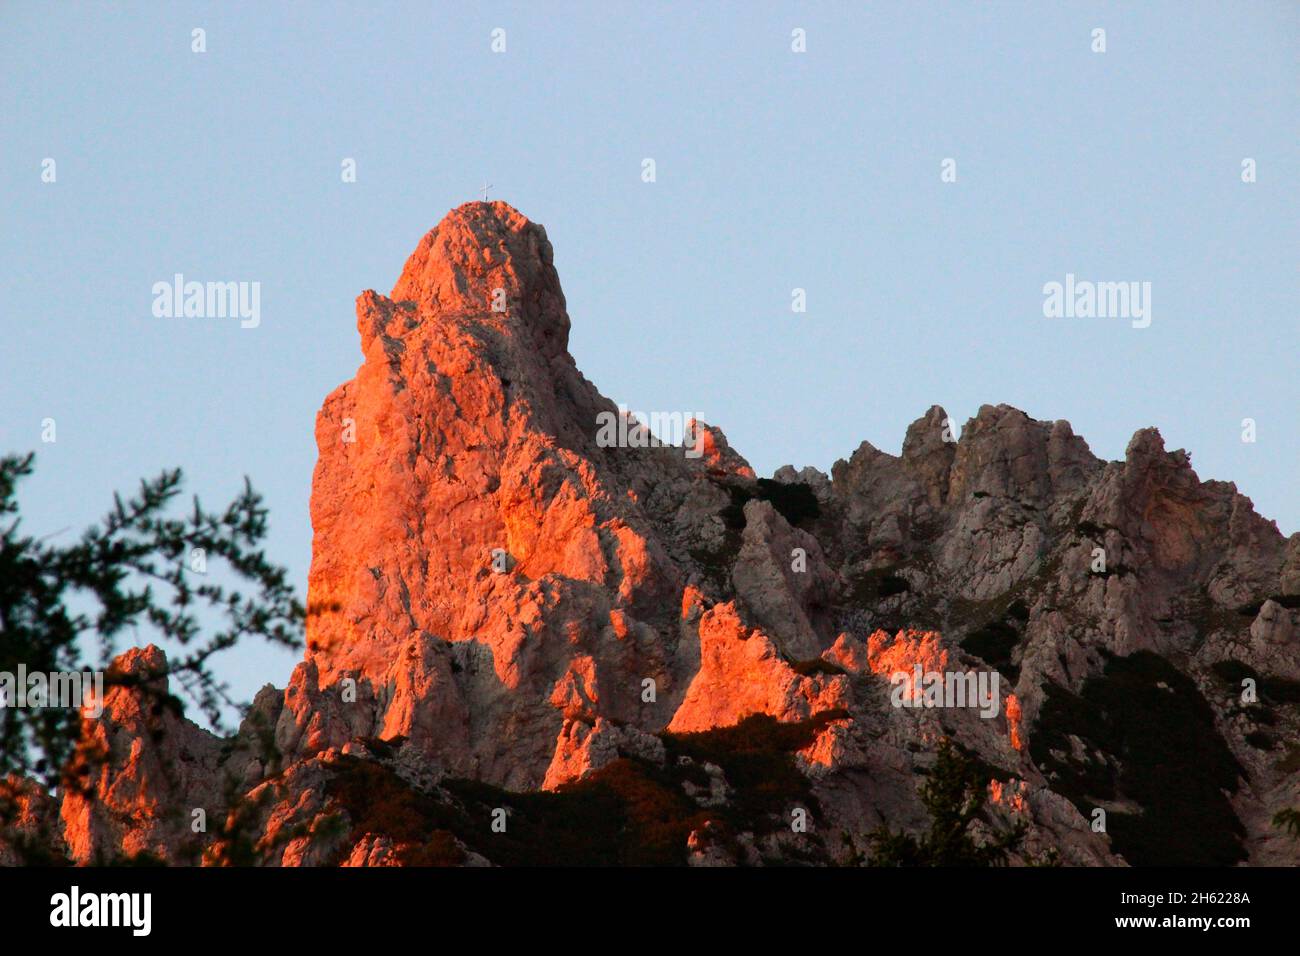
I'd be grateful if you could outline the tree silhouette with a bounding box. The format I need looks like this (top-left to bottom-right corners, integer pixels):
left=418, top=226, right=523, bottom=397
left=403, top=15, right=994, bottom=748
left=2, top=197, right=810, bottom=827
left=869, top=739, right=1027, bottom=866
left=0, top=452, right=304, bottom=798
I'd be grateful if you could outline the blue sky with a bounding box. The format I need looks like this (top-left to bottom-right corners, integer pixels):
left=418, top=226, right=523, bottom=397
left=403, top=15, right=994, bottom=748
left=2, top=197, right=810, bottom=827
left=2, top=1, right=1296, bottom=710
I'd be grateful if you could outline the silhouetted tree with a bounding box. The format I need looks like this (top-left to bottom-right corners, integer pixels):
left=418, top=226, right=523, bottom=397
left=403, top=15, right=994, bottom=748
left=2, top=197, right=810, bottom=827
left=869, top=739, right=1027, bottom=866
left=0, top=452, right=303, bottom=797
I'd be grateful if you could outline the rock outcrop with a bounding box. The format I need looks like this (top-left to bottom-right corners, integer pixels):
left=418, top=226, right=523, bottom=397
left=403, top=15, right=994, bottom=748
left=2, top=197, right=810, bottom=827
left=10, top=202, right=1298, bottom=867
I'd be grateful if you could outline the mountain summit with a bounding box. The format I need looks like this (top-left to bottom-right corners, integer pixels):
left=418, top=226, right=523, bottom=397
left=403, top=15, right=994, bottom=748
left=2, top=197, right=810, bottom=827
left=14, top=203, right=1300, bottom=867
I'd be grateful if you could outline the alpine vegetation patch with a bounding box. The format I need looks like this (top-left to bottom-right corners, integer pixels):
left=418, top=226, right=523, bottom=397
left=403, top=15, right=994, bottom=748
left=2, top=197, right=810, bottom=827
left=0, top=664, right=103, bottom=719
left=890, top=665, right=1001, bottom=719
left=1042, top=273, right=1151, bottom=328
left=152, top=273, right=261, bottom=328
left=49, top=886, right=151, bottom=936
left=595, top=404, right=705, bottom=458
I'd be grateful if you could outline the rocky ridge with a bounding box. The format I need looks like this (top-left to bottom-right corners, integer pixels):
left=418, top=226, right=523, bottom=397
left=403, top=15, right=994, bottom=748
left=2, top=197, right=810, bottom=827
left=9, top=202, right=1299, bottom=867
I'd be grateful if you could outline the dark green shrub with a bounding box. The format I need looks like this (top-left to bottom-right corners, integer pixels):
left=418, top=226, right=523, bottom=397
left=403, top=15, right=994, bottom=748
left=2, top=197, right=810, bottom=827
left=717, top=479, right=821, bottom=531
left=869, top=740, right=1026, bottom=867
left=790, top=658, right=847, bottom=677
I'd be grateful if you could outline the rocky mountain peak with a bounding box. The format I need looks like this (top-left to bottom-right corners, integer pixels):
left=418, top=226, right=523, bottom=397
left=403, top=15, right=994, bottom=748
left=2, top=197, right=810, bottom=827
left=388, top=201, right=570, bottom=357
left=16, top=203, right=1299, bottom=869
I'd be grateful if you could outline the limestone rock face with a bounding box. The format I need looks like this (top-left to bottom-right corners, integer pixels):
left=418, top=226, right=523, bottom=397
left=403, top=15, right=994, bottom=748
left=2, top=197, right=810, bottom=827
left=667, top=602, right=850, bottom=733
left=284, top=201, right=709, bottom=790
left=58, top=646, right=227, bottom=864
left=16, top=202, right=1299, bottom=867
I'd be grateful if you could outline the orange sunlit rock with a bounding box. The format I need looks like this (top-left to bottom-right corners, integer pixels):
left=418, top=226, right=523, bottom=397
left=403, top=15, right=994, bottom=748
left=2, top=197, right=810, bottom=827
left=865, top=628, right=949, bottom=704
left=989, top=777, right=1027, bottom=814
left=667, top=603, right=850, bottom=733
left=1005, top=694, right=1024, bottom=751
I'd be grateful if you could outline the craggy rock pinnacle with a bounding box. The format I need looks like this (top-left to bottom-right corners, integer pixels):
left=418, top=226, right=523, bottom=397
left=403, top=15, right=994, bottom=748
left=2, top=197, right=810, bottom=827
left=19, top=202, right=1300, bottom=867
